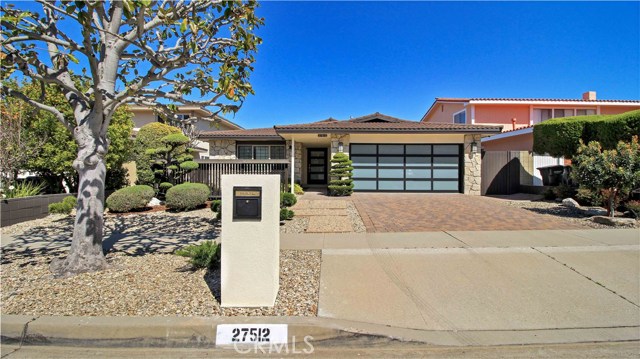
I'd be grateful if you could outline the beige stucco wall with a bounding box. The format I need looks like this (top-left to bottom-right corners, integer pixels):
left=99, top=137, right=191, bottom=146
left=424, top=103, right=466, bottom=123
left=132, top=111, right=156, bottom=130
left=349, top=133, right=465, bottom=144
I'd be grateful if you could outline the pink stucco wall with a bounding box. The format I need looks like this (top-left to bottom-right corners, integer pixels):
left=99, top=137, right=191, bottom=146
left=599, top=105, right=640, bottom=115
left=475, top=105, right=531, bottom=128
left=482, top=132, right=533, bottom=151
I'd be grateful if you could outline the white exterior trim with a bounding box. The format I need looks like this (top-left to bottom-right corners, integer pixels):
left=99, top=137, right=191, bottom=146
left=469, top=100, right=640, bottom=106
left=481, top=127, right=533, bottom=142
left=290, top=138, right=295, bottom=193
left=470, top=105, right=476, bottom=124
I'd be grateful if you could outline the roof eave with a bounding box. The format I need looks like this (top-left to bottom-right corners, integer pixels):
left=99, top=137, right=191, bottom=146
left=274, top=129, right=502, bottom=135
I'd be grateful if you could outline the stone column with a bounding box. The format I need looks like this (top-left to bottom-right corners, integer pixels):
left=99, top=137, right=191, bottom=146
left=294, top=142, right=302, bottom=183
left=330, top=134, right=350, bottom=158
left=464, top=134, right=482, bottom=195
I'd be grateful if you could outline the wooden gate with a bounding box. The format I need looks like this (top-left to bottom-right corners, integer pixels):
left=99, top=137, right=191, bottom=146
left=481, top=151, right=521, bottom=195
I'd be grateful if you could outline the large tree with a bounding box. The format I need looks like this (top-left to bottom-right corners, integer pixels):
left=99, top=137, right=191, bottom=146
left=1, top=0, right=262, bottom=276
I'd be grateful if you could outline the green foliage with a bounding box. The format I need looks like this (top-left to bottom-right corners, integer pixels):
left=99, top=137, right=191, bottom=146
left=576, top=187, right=604, bottom=206
left=165, top=182, right=210, bottom=211
left=1, top=181, right=45, bottom=199
left=134, top=123, right=182, bottom=186
left=626, top=200, right=640, bottom=218
left=280, top=208, right=295, bottom=221
left=553, top=183, right=575, bottom=200
left=106, top=185, right=155, bottom=213
left=533, top=110, right=640, bottom=158
left=48, top=196, right=77, bottom=214
left=328, top=152, right=354, bottom=196
left=294, top=183, right=304, bottom=195
left=175, top=241, right=220, bottom=270
left=571, top=136, right=640, bottom=216
left=280, top=192, right=297, bottom=207
left=159, top=182, right=173, bottom=190
left=135, top=127, right=199, bottom=193
left=210, top=199, right=222, bottom=213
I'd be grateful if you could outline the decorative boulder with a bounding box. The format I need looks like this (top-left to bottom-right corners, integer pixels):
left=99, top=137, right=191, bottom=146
left=147, top=197, right=162, bottom=207
left=561, top=198, right=580, bottom=208
left=591, top=216, right=637, bottom=227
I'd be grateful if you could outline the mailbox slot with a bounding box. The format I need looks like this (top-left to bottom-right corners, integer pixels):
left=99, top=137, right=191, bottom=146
left=233, top=186, right=262, bottom=221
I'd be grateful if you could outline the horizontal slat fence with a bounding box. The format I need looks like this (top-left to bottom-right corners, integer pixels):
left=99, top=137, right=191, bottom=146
left=186, top=159, right=290, bottom=196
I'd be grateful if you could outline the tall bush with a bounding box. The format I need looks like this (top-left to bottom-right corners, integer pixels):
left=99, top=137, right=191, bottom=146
left=571, top=136, right=640, bottom=217
left=328, top=152, right=354, bottom=196
left=533, top=110, right=640, bottom=158
left=134, top=123, right=182, bottom=186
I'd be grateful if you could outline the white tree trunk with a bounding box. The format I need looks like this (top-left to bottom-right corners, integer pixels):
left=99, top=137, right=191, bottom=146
left=50, top=120, right=109, bottom=277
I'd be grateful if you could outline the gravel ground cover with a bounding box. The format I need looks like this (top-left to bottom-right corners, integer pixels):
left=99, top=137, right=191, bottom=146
left=1, top=250, right=321, bottom=317
left=495, top=199, right=639, bottom=229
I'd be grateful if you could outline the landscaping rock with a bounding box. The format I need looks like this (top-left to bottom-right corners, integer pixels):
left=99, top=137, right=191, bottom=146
left=147, top=197, right=162, bottom=207
left=591, top=216, right=637, bottom=227
left=561, top=198, right=580, bottom=208
left=580, top=207, right=608, bottom=217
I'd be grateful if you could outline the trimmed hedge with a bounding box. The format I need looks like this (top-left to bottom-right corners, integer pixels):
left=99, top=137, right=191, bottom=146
left=533, top=110, right=640, bottom=158
left=280, top=192, right=297, bottom=207
left=328, top=152, right=354, bottom=196
left=166, top=182, right=210, bottom=211
left=106, top=185, right=155, bottom=213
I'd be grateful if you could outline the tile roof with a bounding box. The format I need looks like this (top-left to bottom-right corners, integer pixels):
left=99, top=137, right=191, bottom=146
left=468, top=98, right=640, bottom=103
left=275, top=113, right=502, bottom=133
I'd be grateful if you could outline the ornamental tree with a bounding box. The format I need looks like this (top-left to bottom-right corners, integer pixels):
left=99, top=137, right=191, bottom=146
left=571, top=136, right=640, bottom=217
left=328, top=152, right=354, bottom=196
left=1, top=0, right=262, bottom=276
left=146, top=132, right=199, bottom=196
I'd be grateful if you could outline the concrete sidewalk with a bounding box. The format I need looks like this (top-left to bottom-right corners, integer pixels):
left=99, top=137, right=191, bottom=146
left=317, top=229, right=640, bottom=341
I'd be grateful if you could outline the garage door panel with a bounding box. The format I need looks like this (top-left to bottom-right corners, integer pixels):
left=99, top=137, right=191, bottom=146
left=350, top=144, right=462, bottom=193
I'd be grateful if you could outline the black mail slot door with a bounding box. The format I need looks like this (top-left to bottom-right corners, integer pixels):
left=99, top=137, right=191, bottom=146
left=233, top=187, right=262, bottom=220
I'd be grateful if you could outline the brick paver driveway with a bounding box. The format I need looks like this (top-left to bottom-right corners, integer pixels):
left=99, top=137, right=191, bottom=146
left=352, top=193, right=583, bottom=232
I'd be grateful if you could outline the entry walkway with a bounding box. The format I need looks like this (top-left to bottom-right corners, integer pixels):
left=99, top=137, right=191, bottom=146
left=291, top=199, right=353, bottom=233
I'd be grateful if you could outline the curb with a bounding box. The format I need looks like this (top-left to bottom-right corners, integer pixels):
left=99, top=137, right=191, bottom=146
left=2, top=315, right=639, bottom=349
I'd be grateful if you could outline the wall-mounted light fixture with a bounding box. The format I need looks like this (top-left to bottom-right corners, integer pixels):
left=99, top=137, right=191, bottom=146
left=338, top=142, right=344, bottom=152
left=470, top=141, right=478, bottom=154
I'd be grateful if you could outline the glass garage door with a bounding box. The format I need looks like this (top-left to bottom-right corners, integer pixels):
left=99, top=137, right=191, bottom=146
left=350, top=144, right=462, bottom=192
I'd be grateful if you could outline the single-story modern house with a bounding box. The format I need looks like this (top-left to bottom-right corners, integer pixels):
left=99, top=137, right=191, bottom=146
left=199, top=113, right=502, bottom=195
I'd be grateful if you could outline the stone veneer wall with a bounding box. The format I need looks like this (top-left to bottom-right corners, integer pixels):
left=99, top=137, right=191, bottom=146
left=329, top=134, right=350, bottom=159
left=293, top=141, right=302, bottom=183
left=464, top=134, right=482, bottom=195
left=209, top=139, right=236, bottom=159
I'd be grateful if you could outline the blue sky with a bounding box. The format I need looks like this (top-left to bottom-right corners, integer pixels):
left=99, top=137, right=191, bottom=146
left=10, top=1, right=640, bottom=128
left=228, top=1, right=640, bottom=127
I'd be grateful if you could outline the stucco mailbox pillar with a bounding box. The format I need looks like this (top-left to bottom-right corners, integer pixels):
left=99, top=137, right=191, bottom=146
left=220, top=174, right=280, bottom=307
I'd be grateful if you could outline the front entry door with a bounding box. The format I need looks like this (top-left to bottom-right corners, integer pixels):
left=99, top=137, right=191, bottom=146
left=307, top=148, right=328, bottom=184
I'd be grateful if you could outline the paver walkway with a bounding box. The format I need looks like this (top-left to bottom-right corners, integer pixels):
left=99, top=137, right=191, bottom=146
left=292, top=200, right=353, bottom=233
left=352, top=193, right=584, bottom=232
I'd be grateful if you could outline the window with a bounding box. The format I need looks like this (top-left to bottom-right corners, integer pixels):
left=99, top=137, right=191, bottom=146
left=576, top=109, right=597, bottom=116
left=236, top=144, right=286, bottom=159
left=553, top=109, right=574, bottom=118
left=453, top=110, right=466, bottom=124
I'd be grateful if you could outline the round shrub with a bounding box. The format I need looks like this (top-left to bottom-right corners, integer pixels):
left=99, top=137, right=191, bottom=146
left=210, top=199, right=222, bottom=213
left=280, top=208, right=294, bottom=221
left=159, top=182, right=173, bottom=190
left=166, top=182, right=210, bottom=211
left=106, top=185, right=155, bottom=213
left=280, top=192, right=297, bottom=207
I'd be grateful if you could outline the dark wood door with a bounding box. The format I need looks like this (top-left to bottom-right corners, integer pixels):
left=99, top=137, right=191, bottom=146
left=307, top=148, right=328, bottom=184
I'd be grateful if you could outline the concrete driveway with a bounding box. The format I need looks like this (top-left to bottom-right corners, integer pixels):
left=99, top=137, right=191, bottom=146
left=352, top=193, right=583, bottom=232
left=318, top=229, right=640, bottom=342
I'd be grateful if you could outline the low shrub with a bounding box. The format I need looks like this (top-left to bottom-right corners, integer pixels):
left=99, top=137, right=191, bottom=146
left=286, top=183, right=304, bottom=195
left=166, top=182, right=210, bottom=211
left=553, top=183, right=575, bottom=200
left=106, top=185, right=155, bottom=213
left=576, top=187, right=603, bottom=206
left=543, top=188, right=556, bottom=201
left=626, top=200, right=640, bottom=218
left=280, top=192, right=297, bottom=207
left=175, top=241, right=220, bottom=270
left=210, top=199, right=222, bottom=213
left=48, top=196, right=77, bottom=214
left=280, top=208, right=295, bottom=221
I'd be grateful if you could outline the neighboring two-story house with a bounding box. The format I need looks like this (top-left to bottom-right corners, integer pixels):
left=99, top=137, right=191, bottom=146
left=420, top=92, right=640, bottom=151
